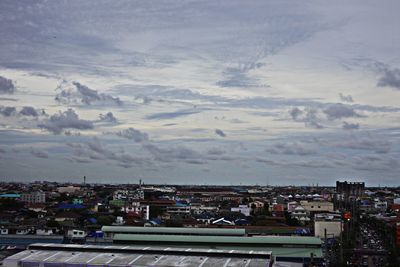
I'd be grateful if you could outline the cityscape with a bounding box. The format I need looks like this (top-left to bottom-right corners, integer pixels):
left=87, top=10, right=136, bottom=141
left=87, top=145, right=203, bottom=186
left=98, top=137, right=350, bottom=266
left=1, top=1, right=400, bottom=266
left=0, top=180, right=399, bottom=266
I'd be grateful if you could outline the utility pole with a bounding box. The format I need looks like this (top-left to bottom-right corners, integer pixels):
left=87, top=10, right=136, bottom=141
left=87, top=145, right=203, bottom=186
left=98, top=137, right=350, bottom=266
left=340, top=222, right=344, bottom=266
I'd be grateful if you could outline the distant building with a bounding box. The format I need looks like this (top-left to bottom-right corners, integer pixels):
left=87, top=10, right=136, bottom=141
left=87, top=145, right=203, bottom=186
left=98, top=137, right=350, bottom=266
left=291, top=206, right=310, bottom=224
left=21, top=192, right=46, bottom=204
left=300, top=201, right=334, bottom=213
left=231, top=204, right=251, bottom=216
left=57, top=186, right=81, bottom=194
left=336, top=181, right=365, bottom=201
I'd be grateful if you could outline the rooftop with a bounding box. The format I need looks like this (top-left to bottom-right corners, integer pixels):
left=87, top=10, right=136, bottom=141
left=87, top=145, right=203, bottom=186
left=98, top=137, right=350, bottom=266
left=102, top=226, right=246, bottom=236
left=4, top=244, right=272, bottom=267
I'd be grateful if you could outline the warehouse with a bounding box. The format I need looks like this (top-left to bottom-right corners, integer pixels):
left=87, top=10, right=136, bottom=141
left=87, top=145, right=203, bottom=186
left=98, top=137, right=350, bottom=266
left=112, top=234, right=323, bottom=264
left=101, top=226, right=246, bottom=238
left=3, top=243, right=272, bottom=267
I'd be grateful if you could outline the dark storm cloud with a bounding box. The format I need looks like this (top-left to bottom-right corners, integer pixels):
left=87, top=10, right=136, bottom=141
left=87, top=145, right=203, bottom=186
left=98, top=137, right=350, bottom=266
left=99, top=112, right=117, bottom=123
left=55, top=82, right=122, bottom=106
left=266, top=142, right=316, bottom=156
left=116, top=128, right=149, bottom=143
left=323, top=103, right=361, bottom=120
left=19, top=106, right=39, bottom=117
left=215, top=129, right=226, bottom=137
left=38, top=109, right=93, bottom=134
left=0, top=106, right=16, bottom=117
left=339, top=93, right=354, bottom=103
left=342, top=121, right=359, bottom=130
left=0, top=76, right=16, bottom=94
left=377, top=65, right=400, bottom=90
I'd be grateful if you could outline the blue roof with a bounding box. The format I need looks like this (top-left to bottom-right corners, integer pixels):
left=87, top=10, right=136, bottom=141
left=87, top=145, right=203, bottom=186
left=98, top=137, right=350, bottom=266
left=0, top=194, right=21, bottom=198
left=88, top=218, right=97, bottom=224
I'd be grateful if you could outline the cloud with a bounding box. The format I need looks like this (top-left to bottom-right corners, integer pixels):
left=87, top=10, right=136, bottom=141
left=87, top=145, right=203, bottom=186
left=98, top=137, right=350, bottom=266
left=0, top=76, right=16, bottom=94
left=335, top=138, right=391, bottom=154
left=304, top=109, right=324, bottom=129
left=229, top=118, right=246, bottom=124
left=145, top=108, right=200, bottom=120
left=68, top=137, right=149, bottom=167
left=0, top=106, right=16, bottom=117
left=215, top=129, right=226, bottom=137
left=38, top=109, right=94, bottom=134
left=116, top=128, right=149, bottom=143
left=342, top=121, right=359, bottom=130
left=19, top=106, right=39, bottom=117
left=288, top=107, right=323, bottom=129
left=339, top=93, right=354, bottom=103
left=289, top=107, right=303, bottom=120
left=377, top=65, right=400, bottom=90
left=256, top=157, right=333, bottom=169
left=207, top=147, right=226, bottom=155
left=266, top=142, right=316, bottom=156
left=350, top=154, right=399, bottom=171
left=323, top=103, right=361, bottom=120
left=55, top=81, right=122, bottom=106
left=30, top=148, right=49, bottom=159
left=143, top=143, right=205, bottom=164
left=99, top=112, right=117, bottom=123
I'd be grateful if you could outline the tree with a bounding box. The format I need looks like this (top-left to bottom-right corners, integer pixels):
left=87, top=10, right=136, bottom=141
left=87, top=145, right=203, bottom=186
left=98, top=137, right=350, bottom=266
left=97, top=215, right=115, bottom=226
left=149, top=206, right=163, bottom=219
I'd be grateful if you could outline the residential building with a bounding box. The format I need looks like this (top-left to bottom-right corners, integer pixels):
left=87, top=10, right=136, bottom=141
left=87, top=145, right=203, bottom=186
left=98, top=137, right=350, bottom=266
left=21, top=192, right=46, bottom=204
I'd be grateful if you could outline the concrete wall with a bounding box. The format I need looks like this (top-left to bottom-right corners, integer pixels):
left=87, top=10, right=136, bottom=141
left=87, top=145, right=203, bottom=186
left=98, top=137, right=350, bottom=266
left=314, top=221, right=342, bottom=238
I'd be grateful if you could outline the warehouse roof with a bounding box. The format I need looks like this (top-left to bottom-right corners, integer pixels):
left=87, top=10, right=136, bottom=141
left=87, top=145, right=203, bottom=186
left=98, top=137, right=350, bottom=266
left=113, top=234, right=322, bottom=246
left=4, top=244, right=271, bottom=267
left=102, top=226, right=246, bottom=236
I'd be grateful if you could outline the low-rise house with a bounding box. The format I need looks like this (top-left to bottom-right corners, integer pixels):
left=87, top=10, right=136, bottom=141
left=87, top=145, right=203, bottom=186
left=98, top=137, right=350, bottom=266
left=291, top=206, right=310, bottom=224
left=0, top=227, right=9, bottom=235
left=300, top=200, right=334, bottom=213
left=36, top=228, right=55, bottom=235
left=231, top=205, right=251, bottom=216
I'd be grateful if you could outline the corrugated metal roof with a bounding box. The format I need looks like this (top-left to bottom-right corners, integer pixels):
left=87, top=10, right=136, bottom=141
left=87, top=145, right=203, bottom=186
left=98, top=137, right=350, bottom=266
left=102, top=226, right=246, bottom=236
left=4, top=245, right=272, bottom=267
left=113, top=234, right=322, bottom=246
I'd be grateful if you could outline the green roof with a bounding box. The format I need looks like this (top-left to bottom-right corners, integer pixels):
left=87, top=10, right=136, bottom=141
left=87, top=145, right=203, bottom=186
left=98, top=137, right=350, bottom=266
left=113, top=234, right=322, bottom=259
left=102, top=226, right=246, bottom=236
left=113, top=233, right=322, bottom=246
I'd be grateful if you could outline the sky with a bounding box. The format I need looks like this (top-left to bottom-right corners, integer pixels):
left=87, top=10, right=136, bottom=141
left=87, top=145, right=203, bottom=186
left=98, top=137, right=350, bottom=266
left=0, top=0, right=400, bottom=186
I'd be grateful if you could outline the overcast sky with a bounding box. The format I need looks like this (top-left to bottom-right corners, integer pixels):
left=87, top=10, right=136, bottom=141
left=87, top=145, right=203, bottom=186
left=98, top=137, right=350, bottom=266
left=1, top=0, right=399, bottom=186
